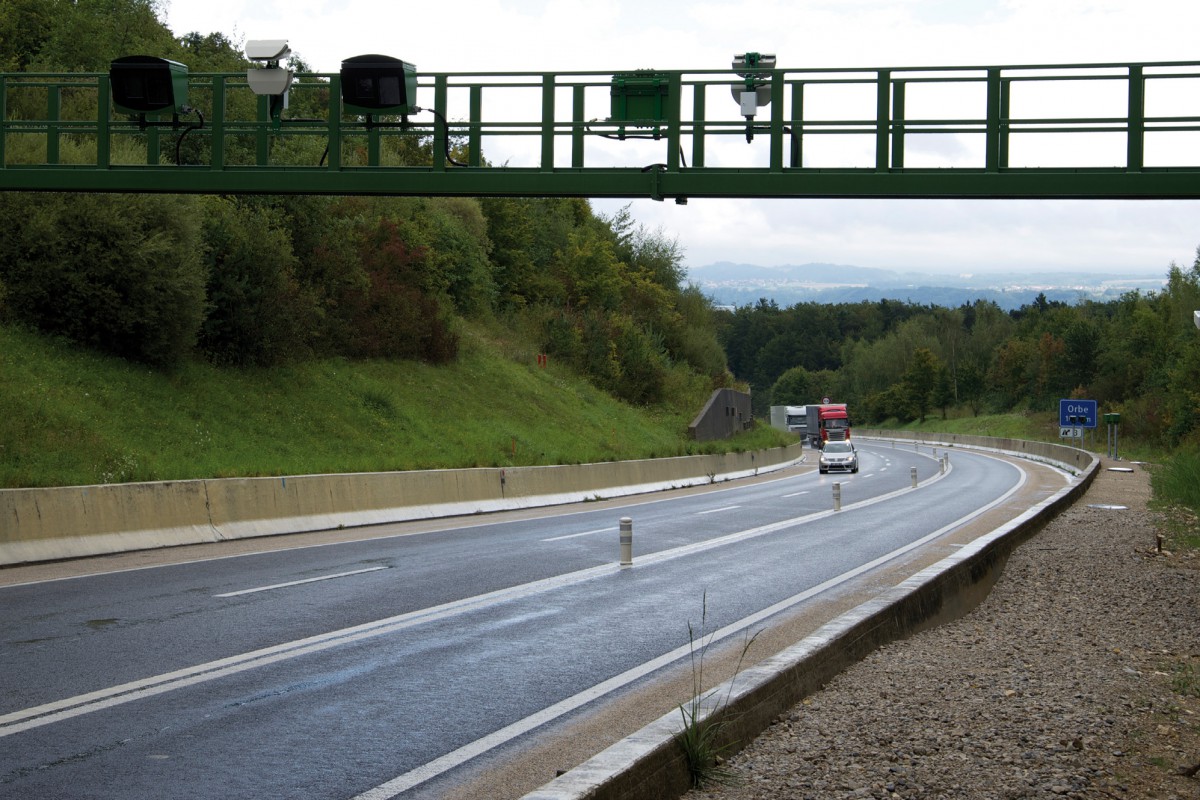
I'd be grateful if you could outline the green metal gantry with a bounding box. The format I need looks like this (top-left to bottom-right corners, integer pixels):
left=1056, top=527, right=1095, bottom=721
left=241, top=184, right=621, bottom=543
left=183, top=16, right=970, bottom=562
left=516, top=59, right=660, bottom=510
left=3, top=59, right=1200, bottom=200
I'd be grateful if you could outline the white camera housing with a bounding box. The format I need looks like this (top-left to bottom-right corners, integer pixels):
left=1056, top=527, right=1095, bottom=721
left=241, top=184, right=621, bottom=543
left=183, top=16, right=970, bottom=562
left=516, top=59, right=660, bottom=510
left=246, top=40, right=291, bottom=62
left=245, top=39, right=293, bottom=98
left=247, top=68, right=294, bottom=96
left=731, top=52, right=775, bottom=111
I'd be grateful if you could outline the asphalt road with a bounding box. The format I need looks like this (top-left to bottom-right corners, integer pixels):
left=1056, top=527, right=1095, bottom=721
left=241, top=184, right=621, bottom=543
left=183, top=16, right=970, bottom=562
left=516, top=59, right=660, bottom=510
left=0, top=442, right=1031, bottom=800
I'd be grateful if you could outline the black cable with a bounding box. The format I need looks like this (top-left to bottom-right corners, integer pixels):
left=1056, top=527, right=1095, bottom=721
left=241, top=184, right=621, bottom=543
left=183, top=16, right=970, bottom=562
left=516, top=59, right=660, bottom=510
left=412, top=106, right=468, bottom=168
left=585, top=119, right=663, bottom=141
left=174, top=107, right=204, bottom=166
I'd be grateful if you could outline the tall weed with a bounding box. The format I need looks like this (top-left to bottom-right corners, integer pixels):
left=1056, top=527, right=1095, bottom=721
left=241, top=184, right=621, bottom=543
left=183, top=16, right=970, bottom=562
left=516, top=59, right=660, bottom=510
left=1151, top=447, right=1200, bottom=512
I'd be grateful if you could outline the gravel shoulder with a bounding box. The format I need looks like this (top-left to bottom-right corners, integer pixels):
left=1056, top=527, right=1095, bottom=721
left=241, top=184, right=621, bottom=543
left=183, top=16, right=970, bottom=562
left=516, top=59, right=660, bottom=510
left=689, top=459, right=1200, bottom=800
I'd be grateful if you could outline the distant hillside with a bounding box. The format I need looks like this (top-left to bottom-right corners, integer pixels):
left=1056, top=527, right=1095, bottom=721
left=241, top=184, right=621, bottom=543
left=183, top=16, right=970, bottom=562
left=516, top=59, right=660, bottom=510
left=687, top=261, right=1168, bottom=310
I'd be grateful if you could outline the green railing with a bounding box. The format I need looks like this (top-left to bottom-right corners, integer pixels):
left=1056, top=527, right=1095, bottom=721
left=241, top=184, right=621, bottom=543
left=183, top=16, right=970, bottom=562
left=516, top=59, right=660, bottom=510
left=3, top=60, right=1200, bottom=199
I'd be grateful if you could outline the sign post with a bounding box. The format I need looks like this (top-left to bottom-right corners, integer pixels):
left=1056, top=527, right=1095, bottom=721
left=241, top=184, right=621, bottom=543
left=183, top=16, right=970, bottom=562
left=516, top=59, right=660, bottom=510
left=1059, top=399, right=1098, bottom=448
left=1104, top=412, right=1121, bottom=460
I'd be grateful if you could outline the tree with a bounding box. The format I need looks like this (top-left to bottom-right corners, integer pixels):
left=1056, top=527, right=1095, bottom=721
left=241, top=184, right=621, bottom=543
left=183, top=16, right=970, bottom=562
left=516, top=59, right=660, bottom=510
left=0, top=0, right=58, bottom=71
left=770, top=366, right=815, bottom=406
left=901, top=348, right=942, bottom=423
left=26, top=0, right=175, bottom=72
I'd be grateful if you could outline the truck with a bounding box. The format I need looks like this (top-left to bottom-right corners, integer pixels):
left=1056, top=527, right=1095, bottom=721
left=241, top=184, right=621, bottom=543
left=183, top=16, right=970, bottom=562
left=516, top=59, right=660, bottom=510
left=804, top=403, right=851, bottom=448
left=769, top=405, right=807, bottom=435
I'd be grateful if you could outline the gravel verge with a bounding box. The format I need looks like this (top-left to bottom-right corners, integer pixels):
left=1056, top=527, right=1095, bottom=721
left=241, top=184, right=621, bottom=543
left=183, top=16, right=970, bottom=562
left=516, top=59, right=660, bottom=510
left=688, top=460, right=1200, bottom=800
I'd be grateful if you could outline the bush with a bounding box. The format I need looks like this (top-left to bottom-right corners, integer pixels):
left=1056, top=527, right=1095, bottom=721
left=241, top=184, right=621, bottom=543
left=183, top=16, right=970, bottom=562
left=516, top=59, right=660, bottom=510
left=0, top=192, right=206, bottom=367
left=197, top=197, right=319, bottom=366
left=342, top=219, right=459, bottom=363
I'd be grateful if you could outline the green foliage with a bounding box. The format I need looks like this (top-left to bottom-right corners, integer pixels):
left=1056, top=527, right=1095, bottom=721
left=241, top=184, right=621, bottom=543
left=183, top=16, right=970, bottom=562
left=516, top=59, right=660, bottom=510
left=718, top=298, right=926, bottom=415
left=197, top=197, right=316, bottom=366
left=0, top=0, right=58, bottom=71
left=418, top=197, right=496, bottom=316
left=675, top=593, right=760, bottom=789
left=342, top=217, right=459, bottom=363
left=770, top=366, right=814, bottom=405
left=13, top=0, right=174, bottom=72
left=1150, top=446, right=1200, bottom=515
left=901, top=347, right=943, bottom=423
left=0, top=321, right=727, bottom=488
left=0, top=192, right=206, bottom=367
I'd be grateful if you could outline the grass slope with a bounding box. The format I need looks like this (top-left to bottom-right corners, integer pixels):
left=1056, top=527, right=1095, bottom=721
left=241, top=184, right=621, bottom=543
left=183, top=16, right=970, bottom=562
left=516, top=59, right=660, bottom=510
left=0, top=323, right=786, bottom=489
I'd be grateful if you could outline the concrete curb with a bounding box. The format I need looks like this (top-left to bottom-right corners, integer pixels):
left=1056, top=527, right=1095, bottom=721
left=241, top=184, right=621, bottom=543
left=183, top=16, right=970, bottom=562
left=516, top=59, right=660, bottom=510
left=0, top=444, right=805, bottom=566
left=520, top=436, right=1100, bottom=800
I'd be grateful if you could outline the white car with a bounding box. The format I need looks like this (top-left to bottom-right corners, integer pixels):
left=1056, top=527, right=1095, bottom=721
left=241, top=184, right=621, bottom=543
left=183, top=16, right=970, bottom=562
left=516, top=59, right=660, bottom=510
left=819, top=441, right=859, bottom=474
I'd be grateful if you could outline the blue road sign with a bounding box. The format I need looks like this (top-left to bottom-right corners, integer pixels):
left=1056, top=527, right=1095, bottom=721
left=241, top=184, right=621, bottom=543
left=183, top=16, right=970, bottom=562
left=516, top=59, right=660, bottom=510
left=1059, top=398, right=1098, bottom=429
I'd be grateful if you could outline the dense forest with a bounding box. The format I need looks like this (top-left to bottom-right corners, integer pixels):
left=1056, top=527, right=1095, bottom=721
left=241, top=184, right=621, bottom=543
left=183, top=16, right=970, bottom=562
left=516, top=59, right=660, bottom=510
left=3, top=0, right=1200, bottom=456
left=720, top=261, right=1200, bottom=447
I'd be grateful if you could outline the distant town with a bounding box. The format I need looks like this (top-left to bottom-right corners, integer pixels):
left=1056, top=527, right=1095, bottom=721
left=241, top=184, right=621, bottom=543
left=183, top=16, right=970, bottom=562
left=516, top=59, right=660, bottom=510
left=685, top=261, right=1169, bottom=311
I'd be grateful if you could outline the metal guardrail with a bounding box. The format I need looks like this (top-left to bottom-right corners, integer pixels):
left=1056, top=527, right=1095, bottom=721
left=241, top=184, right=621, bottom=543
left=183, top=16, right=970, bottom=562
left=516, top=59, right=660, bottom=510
left=3, top=60, right=1200, bottom=199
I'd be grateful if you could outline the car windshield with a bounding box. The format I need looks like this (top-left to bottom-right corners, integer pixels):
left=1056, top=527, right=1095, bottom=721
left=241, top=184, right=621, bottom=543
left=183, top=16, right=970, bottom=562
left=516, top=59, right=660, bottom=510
left=823, top=442, right=852, bottom=453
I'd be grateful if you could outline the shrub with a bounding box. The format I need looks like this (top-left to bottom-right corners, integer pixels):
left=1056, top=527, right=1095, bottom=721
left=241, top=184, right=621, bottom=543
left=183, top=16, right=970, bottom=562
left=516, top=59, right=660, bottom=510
left=0, top=192, right=206, bottom=368
left=197, top=197, right=318, bottom=366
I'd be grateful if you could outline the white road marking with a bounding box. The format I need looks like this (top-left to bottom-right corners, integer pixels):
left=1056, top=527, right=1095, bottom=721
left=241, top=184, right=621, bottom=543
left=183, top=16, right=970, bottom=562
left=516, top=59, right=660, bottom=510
left=542, top=527, right=612, bottom=542
left=353, top=459, right=1028, bottom=800
left=214, top=566, right=389, bottom=597
left=0, top=452, right=990, bottom=748
left=782, top=490, right=809, bottom=498
left=697, top=505, right=740, bottom=515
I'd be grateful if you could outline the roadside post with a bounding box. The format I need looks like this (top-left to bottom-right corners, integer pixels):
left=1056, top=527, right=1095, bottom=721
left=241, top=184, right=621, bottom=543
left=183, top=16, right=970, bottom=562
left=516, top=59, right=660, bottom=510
left=619, top=517, right=633, bottom=567
left=1104, top=413, right=1121, bottom=460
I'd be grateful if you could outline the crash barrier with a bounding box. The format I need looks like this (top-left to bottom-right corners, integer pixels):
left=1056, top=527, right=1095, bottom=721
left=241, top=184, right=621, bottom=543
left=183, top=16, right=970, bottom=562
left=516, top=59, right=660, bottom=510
left=859, top=429, right=1095, bottom=476
left=0, top=443, right=805, bottom=566
left=521, top=434, right=1100, bottom=800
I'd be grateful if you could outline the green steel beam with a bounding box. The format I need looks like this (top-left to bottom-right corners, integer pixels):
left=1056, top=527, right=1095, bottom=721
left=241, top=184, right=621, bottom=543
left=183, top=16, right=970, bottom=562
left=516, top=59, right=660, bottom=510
left=1127, top=65, right=1145, bottom=171
left=2, top=165, right=1198, bottom=198
left=3, top=61, right=1200, bottom=200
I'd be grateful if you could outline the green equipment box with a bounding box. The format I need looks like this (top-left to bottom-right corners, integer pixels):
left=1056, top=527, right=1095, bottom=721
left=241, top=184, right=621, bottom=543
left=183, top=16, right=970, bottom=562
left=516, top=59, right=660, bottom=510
left=610, top=71, right=669, bottom=123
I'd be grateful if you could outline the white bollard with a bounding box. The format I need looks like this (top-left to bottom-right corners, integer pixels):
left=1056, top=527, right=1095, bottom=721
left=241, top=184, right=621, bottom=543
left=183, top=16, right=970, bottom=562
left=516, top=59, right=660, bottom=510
left=833, top=482, right=841, bottom=511
left=911, top=466, right=918, bottom=488
left=619, top=517, right=633, bottom=567
left=940, top=455, right=946, bottom=474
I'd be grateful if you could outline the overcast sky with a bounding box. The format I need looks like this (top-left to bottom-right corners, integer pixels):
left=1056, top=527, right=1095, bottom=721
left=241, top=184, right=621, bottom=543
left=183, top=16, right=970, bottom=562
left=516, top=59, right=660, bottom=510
left=162, top=0, right=1200, bottom=276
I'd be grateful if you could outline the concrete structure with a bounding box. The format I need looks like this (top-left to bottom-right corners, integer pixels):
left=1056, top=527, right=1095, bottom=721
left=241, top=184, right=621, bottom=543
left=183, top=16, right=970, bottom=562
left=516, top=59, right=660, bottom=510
left=688, top=388, right=752, bottom=442
left=0, top=443, right=803, bottom=566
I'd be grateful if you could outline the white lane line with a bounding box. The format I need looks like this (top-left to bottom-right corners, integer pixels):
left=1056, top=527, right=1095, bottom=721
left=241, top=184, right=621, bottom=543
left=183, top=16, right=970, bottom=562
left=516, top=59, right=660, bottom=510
left=782, top=491, right=809, bottom=498
left=0, top=562, right=616, bottom=738
left=0, top=455, right=971, bottom=740
left=214, top=566, right=389, bottom=597
left=697, top=505, right=740, bottom=515
left=353, top=460, right=1030, bottom=800
left=542, top=527, right=612, bottom=542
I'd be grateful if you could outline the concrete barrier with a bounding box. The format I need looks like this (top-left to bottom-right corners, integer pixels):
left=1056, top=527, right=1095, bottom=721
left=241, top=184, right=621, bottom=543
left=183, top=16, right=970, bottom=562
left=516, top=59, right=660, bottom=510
left=859, top=429, right=1095, bottom=475
left=521, top=434, right=1099, bottom=800
left=0, top=443, right=805, bottom=566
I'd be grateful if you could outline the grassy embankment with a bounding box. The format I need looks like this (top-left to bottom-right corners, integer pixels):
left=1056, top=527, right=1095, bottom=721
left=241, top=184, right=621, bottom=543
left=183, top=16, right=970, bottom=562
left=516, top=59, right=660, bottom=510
left=0, top=322, right=789, bottom=489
